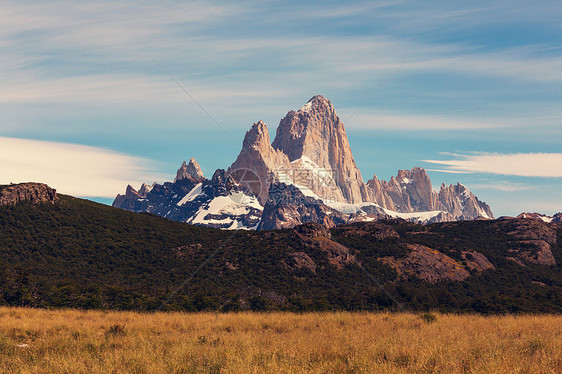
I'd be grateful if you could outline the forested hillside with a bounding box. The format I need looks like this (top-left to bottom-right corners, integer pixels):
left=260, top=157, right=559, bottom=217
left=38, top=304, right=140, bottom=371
left=0, top=194, right=560, bottom=313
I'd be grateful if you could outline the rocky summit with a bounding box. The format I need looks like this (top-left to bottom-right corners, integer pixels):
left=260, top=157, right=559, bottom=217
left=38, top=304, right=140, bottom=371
left=271, top=95, right=368, bottom=204
left=175, top=158, right=204, bottom=183
left=113, top=95, right=494, bottom=229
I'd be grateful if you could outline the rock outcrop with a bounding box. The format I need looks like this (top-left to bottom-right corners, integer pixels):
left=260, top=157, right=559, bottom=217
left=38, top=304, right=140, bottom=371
left=461, top=251, right=496, bottom=272
left=365, top=175, right=396, bottom=210
left=381, top=244, right=471, bottom=283
left=438, top=183, right=493, bottom=220
left=293, top=223, right=356, bottom=269
left=380, top=167, right=439, bottom=212
left=0, top=183, right=57, bottom=206
left=498, top=218, right=557, bottom=266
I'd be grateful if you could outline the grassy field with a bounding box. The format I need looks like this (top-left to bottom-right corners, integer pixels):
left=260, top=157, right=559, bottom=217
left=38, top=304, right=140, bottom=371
left=0, top=307, right=560, bottom=373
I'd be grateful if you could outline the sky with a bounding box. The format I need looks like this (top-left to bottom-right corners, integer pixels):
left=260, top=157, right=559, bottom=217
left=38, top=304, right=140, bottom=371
left=1, top=0, right=561, bottom=216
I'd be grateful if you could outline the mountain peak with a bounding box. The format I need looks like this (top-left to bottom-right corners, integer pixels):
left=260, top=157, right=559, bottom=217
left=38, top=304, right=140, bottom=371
left=298, top=95, right=332, bottom=113
left=270, top=96, right=366, bottom=203
left=174, top=158, right=204, bottom=182
left=308, top=95, right=331, bottom=106
left=242, top=121, right=270, bottom=151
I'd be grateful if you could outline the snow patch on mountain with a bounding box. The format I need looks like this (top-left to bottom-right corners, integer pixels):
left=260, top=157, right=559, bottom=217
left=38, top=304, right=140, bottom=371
left=188, top=191, right=262, bottom=230
left=299, top=101, right=313, bottom=113
left=326, top=200, right=444, bottom=223
left=177, top=183, right=203, bottom=206
left=383, top=209, right=443, bottom=221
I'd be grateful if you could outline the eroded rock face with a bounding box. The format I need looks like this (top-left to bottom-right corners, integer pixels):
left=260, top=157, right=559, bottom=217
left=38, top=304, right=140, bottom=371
left=365, top=175, right=396, bottom=211
left=385, top=168, right=438, bottom=212
left=284, top=252, right=318, bottom=273
left=0, top=183, right=57, bottom=206
left=438, top=183, right=493, bottom=220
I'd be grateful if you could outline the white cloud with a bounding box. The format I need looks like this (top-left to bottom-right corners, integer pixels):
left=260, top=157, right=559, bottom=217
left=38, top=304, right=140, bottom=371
left=468, top=182, right=533, bottom=192
left=423, top=152, right=562, bottom=177
left=0, top=137, right=167, bottom=197
left=0, top=73, right=291, bottom=104
left=343, top=112, right=504, bottom=130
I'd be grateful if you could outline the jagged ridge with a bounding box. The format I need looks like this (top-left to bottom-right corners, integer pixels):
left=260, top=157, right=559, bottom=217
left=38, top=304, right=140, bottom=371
left=113, top=95, right=494, bottom=229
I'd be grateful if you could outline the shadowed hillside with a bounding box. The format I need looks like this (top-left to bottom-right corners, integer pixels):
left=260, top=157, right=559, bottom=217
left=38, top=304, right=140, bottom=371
left=0, top=190, right=560, bottom=313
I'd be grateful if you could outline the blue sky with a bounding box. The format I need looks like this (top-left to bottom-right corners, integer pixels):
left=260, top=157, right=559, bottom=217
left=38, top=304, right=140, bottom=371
left=1, top=0, right=561, bottom=216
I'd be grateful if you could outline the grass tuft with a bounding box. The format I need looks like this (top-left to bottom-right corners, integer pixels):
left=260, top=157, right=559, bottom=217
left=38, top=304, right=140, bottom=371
left=106, top=324, right=127, bottom=337
left=419, top=312, right=438, bottom=324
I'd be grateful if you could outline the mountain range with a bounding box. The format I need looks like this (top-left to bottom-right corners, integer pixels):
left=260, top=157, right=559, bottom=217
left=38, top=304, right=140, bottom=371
left=113, top=95, right=493, bottom=229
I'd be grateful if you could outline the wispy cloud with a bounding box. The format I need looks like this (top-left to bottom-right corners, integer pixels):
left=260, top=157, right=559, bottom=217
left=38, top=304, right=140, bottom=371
left=343, top=112, right=505, bottom=130
left=3, top=0, right=562, bottom=106
left=468, top=182, right=533, bottom=192
left=423, top=152, right=562, bottom=178
left=0, top=137, right=166, bottom=197
left=0, top=73, right=291, bottom=104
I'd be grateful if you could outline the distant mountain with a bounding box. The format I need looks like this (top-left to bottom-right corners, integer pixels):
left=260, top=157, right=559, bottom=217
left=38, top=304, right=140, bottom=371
left=513, top=212, right=562, bottom=223
left=114, top=95, right=493, bottom=229
left=113, top=169, right=262, bottom=230
left=174, top=158, right=204, bottom=182
left=1, top=184, right=560, bottom=313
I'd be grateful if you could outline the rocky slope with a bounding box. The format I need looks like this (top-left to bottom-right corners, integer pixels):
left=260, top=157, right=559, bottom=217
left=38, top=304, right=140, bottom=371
left=0, top=183, right=57, bottom=206
left=114, top=95, right=494, bottom=229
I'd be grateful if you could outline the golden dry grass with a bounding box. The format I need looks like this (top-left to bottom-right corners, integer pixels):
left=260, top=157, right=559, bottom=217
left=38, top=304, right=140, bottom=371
left=0, top=307, right=560, bottom=373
